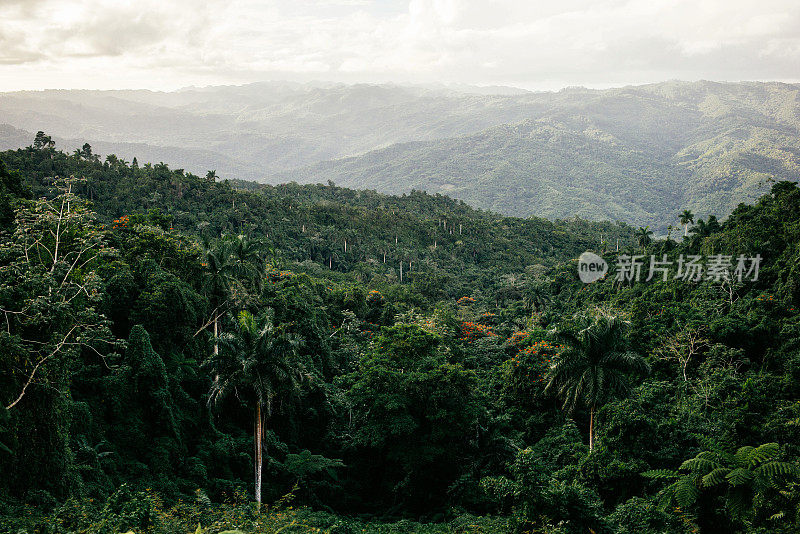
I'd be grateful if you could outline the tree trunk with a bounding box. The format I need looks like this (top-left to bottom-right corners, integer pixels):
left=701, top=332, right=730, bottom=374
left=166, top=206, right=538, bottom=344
left=254, top=403, right=263, bottom=511
left=684, top=224, right=689, bottom=237
left=589, top=405, right=595, bottom=451
left=213, top=315, right=219, bottom=356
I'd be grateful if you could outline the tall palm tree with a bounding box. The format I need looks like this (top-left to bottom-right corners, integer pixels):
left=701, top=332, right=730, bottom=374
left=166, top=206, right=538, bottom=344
left=229, top=234, right=265, bottom=300
left=679, top=210, right=695, bottom=238
left=205, top=310, right=304, bottom=509
left=546, top=312, right=649, bottom=451
left=202, top=238, right=235, bottom=355
left=202, top=235, right=264, bottom=355
left=523, top=279, right=551, bottom=314
left=636, top=226, right=654, bottom=250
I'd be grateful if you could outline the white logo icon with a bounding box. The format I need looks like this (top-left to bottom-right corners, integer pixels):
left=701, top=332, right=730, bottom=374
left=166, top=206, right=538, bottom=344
left=578, top=252, right=608, bottom=283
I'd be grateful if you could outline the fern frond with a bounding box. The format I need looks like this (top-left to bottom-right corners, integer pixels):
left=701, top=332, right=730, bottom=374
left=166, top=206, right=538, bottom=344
left=675, top=477, right=700, bottom=507
left=701, top=468, right=729, bottom=487
left=726, top=489, right=750, bottom=520
left=726, top=467, right=753, bottom=487
left=746, top=443, right=779, bottom=466
left=656, top=484, right=677, bottom=511
left=755, top=461, right=797, bottom=479
left=681, top=456, right=719, bottom=473
left=734, top=445, right=755, bottom=467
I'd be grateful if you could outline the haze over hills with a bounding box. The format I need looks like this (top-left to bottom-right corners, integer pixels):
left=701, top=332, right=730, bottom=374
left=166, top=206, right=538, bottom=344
left=273, top=81, right=800, bottom=230
left=0, top=82, right=540, bottom=177
left=1, top=80, right=799, bottom=231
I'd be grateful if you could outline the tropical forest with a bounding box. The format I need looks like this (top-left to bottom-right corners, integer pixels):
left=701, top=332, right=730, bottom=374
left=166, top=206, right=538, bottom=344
left=0, top=133, right=798, bottom=534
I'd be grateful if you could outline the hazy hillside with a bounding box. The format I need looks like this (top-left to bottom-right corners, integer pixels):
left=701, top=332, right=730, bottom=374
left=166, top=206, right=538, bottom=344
left=276, top=81, right=800, bottom=230
left=2, top=80, right=799, bottom=230
left=0, top=82, right=541, bottom=178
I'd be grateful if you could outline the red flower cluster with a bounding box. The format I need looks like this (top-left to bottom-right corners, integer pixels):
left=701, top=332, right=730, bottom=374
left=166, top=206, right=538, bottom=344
left=457, top=296, right=475, bottom=305
left=266, top=270, right=294, bottom=283
left=111, top=215, right=129, bottom=229
left=508, top=341, right=557, bottom=384
left=460, top=321, right=497, bottom=341
left=367, top=290, right=384, bottom=305
left=507, top=331, right=528, bottom=345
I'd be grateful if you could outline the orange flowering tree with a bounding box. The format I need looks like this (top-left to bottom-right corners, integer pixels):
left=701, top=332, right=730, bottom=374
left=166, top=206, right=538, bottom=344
left=459, top=321, right=498, bottom=342
left=502, top=336, right=559, bottom=400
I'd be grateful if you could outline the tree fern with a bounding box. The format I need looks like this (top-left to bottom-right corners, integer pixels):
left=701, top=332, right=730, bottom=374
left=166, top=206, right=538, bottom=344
left=681, top=454, right=721, bottom=474
left=643, top=442, right=798, bottom=526
left=746, top=443, right=779, bottom=467
left=701, top=467, right=730, bottom=487
left=674, top=477, right=701, bottom=507
left=755, top=461, right=798, bottom=479
left=726, top=468, right=754, bottom=487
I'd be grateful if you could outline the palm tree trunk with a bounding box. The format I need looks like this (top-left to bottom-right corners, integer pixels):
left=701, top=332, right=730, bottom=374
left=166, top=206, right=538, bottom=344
left=254, top=403, right=263, bottom=511
left=589, top=405, right=595, bottom=451
left=213, top=315, right=219, bottom=355
left=684, top=224, right=688, bottom=237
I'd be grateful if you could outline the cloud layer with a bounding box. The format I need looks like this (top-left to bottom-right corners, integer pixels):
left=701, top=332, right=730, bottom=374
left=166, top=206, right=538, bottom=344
left=1, top=0, right=799, bottom=90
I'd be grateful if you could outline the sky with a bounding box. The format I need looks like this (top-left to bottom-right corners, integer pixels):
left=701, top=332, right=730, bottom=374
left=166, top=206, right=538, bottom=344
left=1, top=0, right=799, bottom=92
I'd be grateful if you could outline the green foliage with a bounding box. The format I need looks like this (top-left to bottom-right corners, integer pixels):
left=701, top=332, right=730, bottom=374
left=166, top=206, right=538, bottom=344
left=482, top=424, right=611, bottom=534
left=1, top=140, right=800, bottom=532
left=341, top=324, right=485, bottom=512
left=645, top=443, right=799, bottom=530
left=0, top=160, right=28, bottom=230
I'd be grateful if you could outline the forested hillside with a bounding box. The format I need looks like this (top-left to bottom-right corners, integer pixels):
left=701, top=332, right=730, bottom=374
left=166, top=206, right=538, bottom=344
left=1, top=140, right=799, bottom=533
left=3, top=81, right=799, bottom=231
left=278, top=81, right=800, bottom=229
left=0, top=140, right=634, bottom=296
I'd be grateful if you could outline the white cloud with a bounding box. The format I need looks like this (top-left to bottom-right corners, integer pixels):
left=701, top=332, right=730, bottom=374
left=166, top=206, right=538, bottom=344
left=0, top=0, right=799, bottom=90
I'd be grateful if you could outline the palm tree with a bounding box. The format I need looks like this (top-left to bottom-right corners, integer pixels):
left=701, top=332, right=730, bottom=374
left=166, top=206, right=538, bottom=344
left=206, top=310, right=304, bottom=510
left=229, top=234, right=265, bottom=299
left=689, top=215, right=720, bottom=239
left=635, top=226, right=653, bottom=250
left=201, top=235, right=264, bottom=355
left=679, top=209, right=695, bottom=238
left=523, top=279, right=551, bottom=314
left=546, top=312, right=649, bottom=451
left=202, top=238, right=235, bottom=355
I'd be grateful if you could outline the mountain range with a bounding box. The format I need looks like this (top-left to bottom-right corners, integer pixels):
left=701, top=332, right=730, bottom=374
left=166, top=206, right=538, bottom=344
left=1, top=80, right=798, bottom=231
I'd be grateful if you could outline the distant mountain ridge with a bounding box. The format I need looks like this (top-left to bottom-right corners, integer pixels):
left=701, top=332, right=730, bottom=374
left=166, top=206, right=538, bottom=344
left=274, top=81, right=800, bottom=230
left=1, top=80, right=799, bottom=230
left=0, top=82, right=541, bottom=177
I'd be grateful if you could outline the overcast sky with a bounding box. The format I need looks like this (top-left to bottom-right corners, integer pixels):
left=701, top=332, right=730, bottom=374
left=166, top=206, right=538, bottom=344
left=1, top=0, right=799, bottom=92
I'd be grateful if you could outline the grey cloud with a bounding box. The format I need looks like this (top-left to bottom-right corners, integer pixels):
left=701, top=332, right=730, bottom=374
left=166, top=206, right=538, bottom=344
left=1, top=0, right=800, bottom=90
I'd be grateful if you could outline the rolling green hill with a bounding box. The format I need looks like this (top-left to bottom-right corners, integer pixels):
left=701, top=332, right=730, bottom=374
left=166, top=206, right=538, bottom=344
left=0, top=143, right=636, bottom=300
left=2, top=81, right=799, bottom=232
left=276, top=81, right=800, bottom=231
